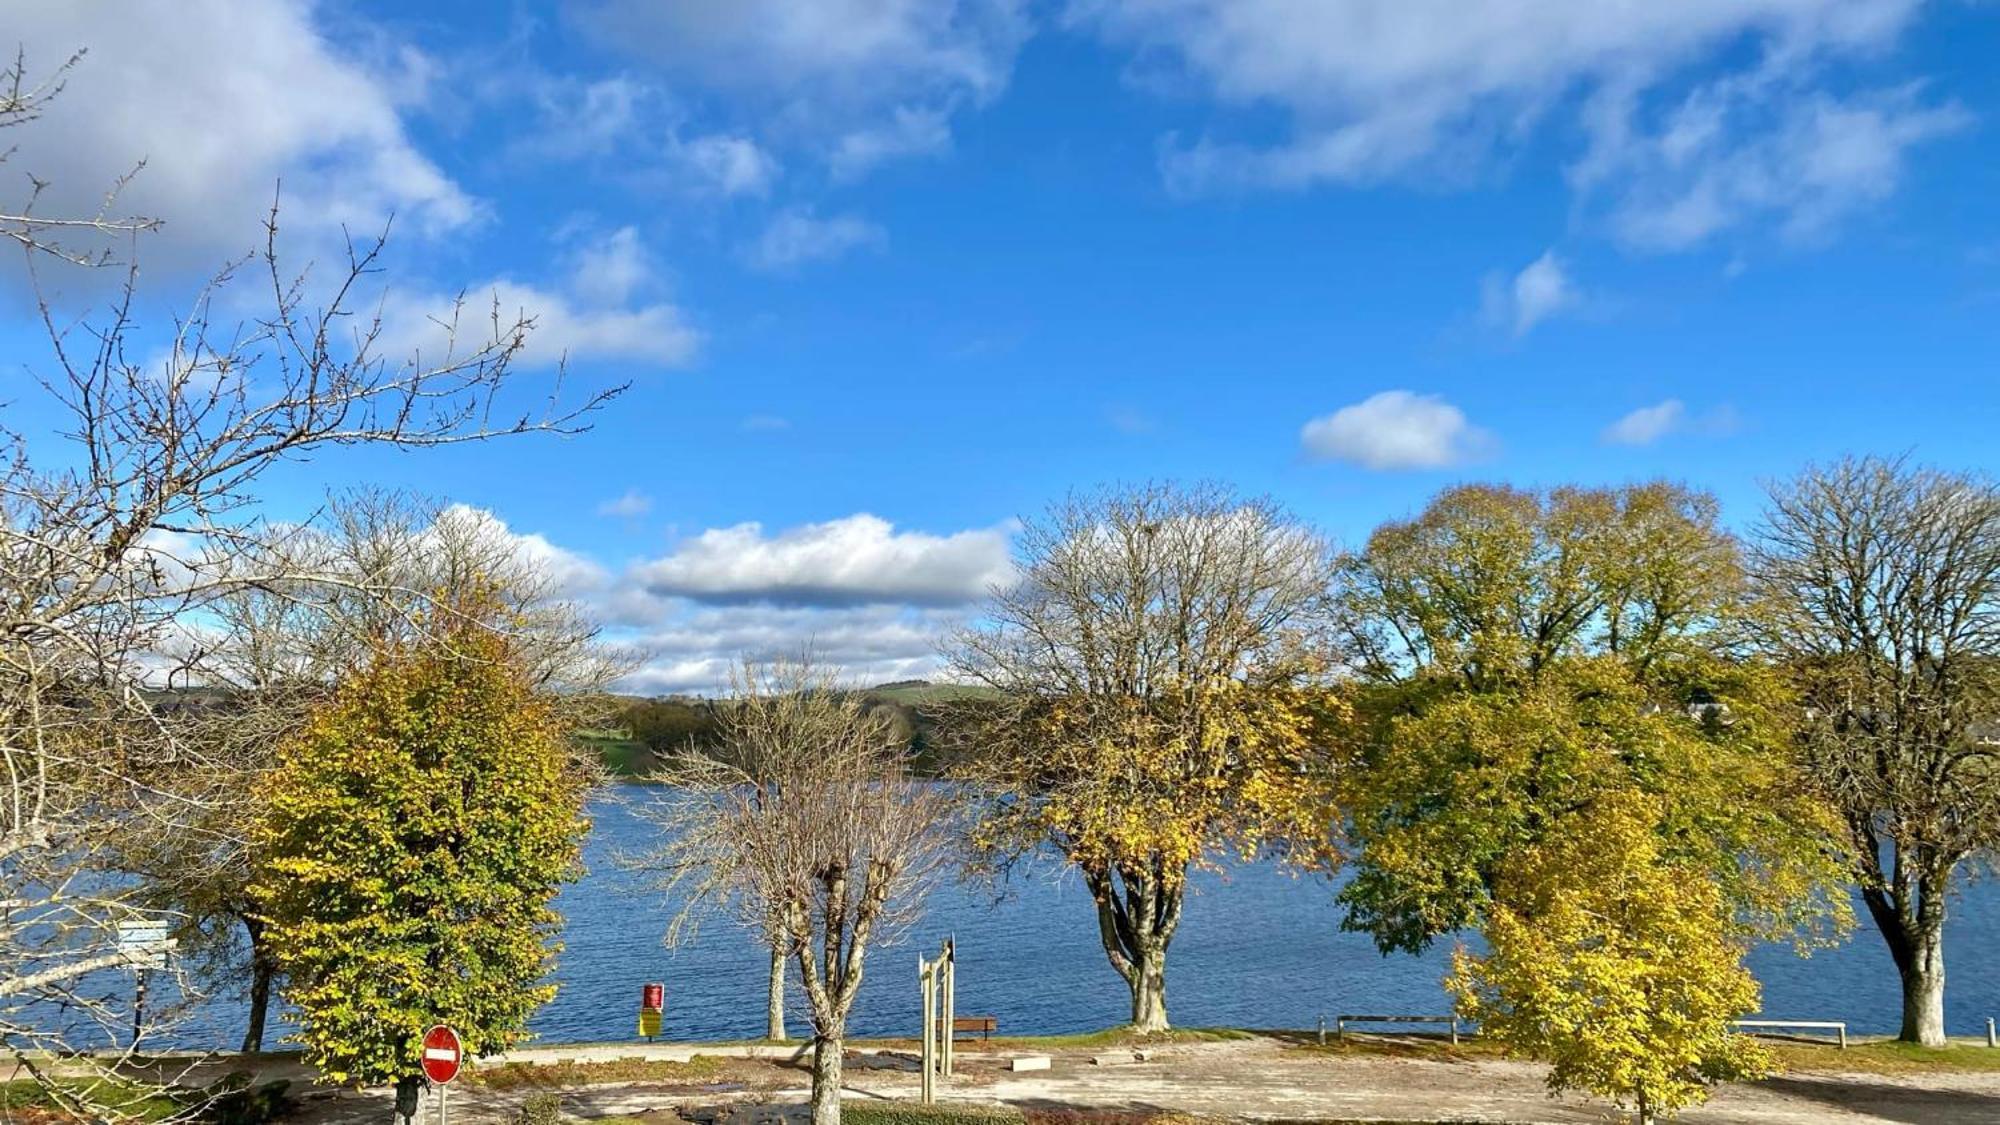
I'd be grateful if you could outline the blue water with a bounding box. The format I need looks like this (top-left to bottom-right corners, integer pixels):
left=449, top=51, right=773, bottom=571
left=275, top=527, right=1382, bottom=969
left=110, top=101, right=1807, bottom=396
left=164, top=788, right=2000, bottom=1048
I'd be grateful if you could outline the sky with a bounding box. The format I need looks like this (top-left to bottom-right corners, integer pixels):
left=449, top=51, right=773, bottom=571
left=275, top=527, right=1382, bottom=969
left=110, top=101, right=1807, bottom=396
left=4, top=0, right=1998, bottom=693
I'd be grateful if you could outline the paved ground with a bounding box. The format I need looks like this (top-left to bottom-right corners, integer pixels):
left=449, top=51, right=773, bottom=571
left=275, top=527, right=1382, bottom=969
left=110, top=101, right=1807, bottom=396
left=270, top=1035, right=2000, bottom=1125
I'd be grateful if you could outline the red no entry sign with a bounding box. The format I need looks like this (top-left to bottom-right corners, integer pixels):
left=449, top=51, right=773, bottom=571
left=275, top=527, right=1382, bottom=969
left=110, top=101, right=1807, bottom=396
left=421, top=1025, right=462, bottom=1085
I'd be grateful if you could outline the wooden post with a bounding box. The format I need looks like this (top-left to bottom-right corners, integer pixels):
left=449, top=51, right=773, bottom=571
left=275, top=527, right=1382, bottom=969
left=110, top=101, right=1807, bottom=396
left=920, top=955, right=936, bottom=1104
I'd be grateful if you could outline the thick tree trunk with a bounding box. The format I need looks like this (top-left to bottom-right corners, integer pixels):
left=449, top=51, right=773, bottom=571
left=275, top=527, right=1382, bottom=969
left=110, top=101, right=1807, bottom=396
left=1085, top=862, right=1183, bottom=1033
left=1862, top=860, right=1952, bottom=1048
left=241, top=916, right=274, bottom=1054
left=1129, top=945, right=1169, bottom=1033
left=766, top=944, right=788, bottom=1042
left=1898, top=930, right=1947, bottom=1047
left=809, top=1033, right=843, bottom=1125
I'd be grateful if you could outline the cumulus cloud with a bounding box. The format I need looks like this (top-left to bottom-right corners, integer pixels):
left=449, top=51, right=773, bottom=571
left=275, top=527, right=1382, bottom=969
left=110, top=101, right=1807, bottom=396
left=1481, top=250, right=1582, bottom=336
left=1601, top=400, right=1740, bottom=445
left=573, top=0, right=1029, bottom=178
left=381, top=226, right=700, bottom=368
left=4, top=1, right=474, bottom=275
left=431, top=509, right=1012, bottom=694
left=613, top=604, right=966, bottom=695
left=597, top=490, right=654, bottom=518
left=1072, top=0, right=1958, bottom=247
left=744, top=208, right=887, bottom=272
left=628, top=514, right=1013, bottom=609
left=1301, top=390, right=1494, bottom=470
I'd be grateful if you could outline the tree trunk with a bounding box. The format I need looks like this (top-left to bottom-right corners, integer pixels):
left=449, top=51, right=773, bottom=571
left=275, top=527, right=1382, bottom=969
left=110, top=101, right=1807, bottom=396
left=1898, top=929, right=1947, bottom=1047
left=1085, top=863, right=1182, bottom=1034
left=1634, top=1086, right=1653, bottom=1125
left=241, top=916, right=274, bottom=1054
left=809, top=1033, right=843, bottom=1125
left=1129, top=944, right=1169, bottom=1033
left=1862, top=863, right=1952, bottom=1048
left=766, top=944, right=788, bottom=1042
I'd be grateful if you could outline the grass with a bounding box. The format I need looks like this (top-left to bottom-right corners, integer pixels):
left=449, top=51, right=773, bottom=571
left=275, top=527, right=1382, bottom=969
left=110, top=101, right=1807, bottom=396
left=468, top=1054, right=726, bottom=1091
left=576, top=732, right=655, bottom=779
left=1767, top=1038, right=2000, bottom=1075
left=0, top=1078, right=185, bottom=1123
left=845, top=1104, right=1026, bottom=1125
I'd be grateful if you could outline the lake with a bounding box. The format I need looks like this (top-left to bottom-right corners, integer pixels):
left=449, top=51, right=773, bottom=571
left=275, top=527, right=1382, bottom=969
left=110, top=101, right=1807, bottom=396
left=163, top=787, right=2000, bottom=1049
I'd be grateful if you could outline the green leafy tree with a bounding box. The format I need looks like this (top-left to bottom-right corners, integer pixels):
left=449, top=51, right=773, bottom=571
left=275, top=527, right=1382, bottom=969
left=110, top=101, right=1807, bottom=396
left=252, top=604, right=591, bottom=1093
left=1337, top=483, right=1846, bottom=1114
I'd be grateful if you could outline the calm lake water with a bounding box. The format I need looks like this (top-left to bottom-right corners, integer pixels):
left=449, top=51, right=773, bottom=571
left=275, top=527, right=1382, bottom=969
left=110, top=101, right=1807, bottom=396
left=162, top=787, right=2000, bottom=1049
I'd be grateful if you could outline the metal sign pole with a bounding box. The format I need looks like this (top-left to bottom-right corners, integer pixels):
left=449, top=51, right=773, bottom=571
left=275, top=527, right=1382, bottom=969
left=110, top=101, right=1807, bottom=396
left=941, top=938, right=955, bottom=1079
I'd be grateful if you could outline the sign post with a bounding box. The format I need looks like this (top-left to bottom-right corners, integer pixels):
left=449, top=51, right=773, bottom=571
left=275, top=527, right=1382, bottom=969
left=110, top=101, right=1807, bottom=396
left=421, top=1025, right=461, bottom=1125
left=116, top=919, right=175, bottom=1047
left=638, top=982, right=664, bottom=1040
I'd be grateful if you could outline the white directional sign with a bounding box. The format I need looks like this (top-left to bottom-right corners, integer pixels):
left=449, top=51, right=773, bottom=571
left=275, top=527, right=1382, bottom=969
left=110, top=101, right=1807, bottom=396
left=116, top=920, right=175, bottom=970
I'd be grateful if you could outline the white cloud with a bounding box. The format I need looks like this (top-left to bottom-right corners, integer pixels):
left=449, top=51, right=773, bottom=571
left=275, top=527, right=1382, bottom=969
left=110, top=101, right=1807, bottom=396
left=4, top=1, right=474, bottom=274
left=744, top=208, right=887, bottom=272
left=1602, top=400, right=1688, bottom=446
left=670, top=133, right=780, bottom=197
left=1581, top=80, right=1968, bottom=250
left=1073, top=0, right=1958, bottom=247
left=381, top=227, right=700, bottom=369
left=574, top=0, right=1029, bottom=178
left=431, top=505, right=610, bottom=597
left=1301, top=390, right=1494, bottom=470
left=613, top=604, right=965, bottom=695
left=629, top=514, right=1014, bottom=608
left=1600, top=400, right=1741, bottom=445
left=1480, top=250, right=1582, bottom=336
left=742, top=415, right=793, bottom=432
left=597, top=490, right=654, bottom=519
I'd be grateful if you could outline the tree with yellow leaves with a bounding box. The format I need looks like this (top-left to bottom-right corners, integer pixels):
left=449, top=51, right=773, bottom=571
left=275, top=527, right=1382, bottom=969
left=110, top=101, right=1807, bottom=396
left=1337, top=482, right=1846, bottom=1118
left=252, top=600, right=592, bottom=1102
left=948, top=483, right=1345, bottom=1031
left=1450, top=793, right=1772, bottom=1125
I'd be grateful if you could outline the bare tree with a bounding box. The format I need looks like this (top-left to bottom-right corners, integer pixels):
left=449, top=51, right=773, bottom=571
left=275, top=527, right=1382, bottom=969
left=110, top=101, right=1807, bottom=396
left=1751, top=456, right=2000, bottom=1046
left=0, top=49, right=618, bottom=1094
left=947, top=482, right=1340, bottom=1032
left=637, top=658, right=954, bottom=1125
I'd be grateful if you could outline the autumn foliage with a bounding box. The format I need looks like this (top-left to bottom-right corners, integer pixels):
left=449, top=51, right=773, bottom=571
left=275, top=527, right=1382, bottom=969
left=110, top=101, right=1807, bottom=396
left=252, top=605, right=592, bottom=1088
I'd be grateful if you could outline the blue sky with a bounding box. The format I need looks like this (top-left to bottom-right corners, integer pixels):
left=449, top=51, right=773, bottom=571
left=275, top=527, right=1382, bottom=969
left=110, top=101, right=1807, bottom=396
left=5, top=0, right=1999, bottom=691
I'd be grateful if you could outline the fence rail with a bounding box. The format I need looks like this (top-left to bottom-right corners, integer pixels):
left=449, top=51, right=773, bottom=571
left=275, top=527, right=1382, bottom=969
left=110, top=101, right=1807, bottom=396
left=1731, top=1019, right=1847, bottom=1049
left=1330, top=1014, right=1463, bottom=1046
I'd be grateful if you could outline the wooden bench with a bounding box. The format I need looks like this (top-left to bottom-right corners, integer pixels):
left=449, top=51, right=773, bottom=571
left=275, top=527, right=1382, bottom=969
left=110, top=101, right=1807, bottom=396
left=1334, top=1014, right=1463, bottom=1046
left=937, top=1015, right=998, bottom=1042
left=1732, top=1019, right=1848, bottom=1049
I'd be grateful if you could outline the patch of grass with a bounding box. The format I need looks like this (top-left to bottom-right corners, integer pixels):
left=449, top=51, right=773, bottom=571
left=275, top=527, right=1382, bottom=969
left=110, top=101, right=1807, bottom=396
left=845, top=1103, right=1023, bottom=1125
left=578, top=733, right=656, bottom=779
left=469, top=1055, right=726, bottom=1091
left=1767, top=1039, right=2000, bottom=1075
left=0, top=1078, right=184, bottom=1123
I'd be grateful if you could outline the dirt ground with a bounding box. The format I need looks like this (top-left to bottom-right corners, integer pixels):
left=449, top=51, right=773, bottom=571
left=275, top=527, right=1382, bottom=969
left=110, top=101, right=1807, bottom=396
left=268, top=1034, right=2000, bottom=1125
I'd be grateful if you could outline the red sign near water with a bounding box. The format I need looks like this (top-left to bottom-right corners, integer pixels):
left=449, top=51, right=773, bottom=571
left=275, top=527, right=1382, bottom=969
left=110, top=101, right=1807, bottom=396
left=421, top=1025, right=462, bottom=1085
